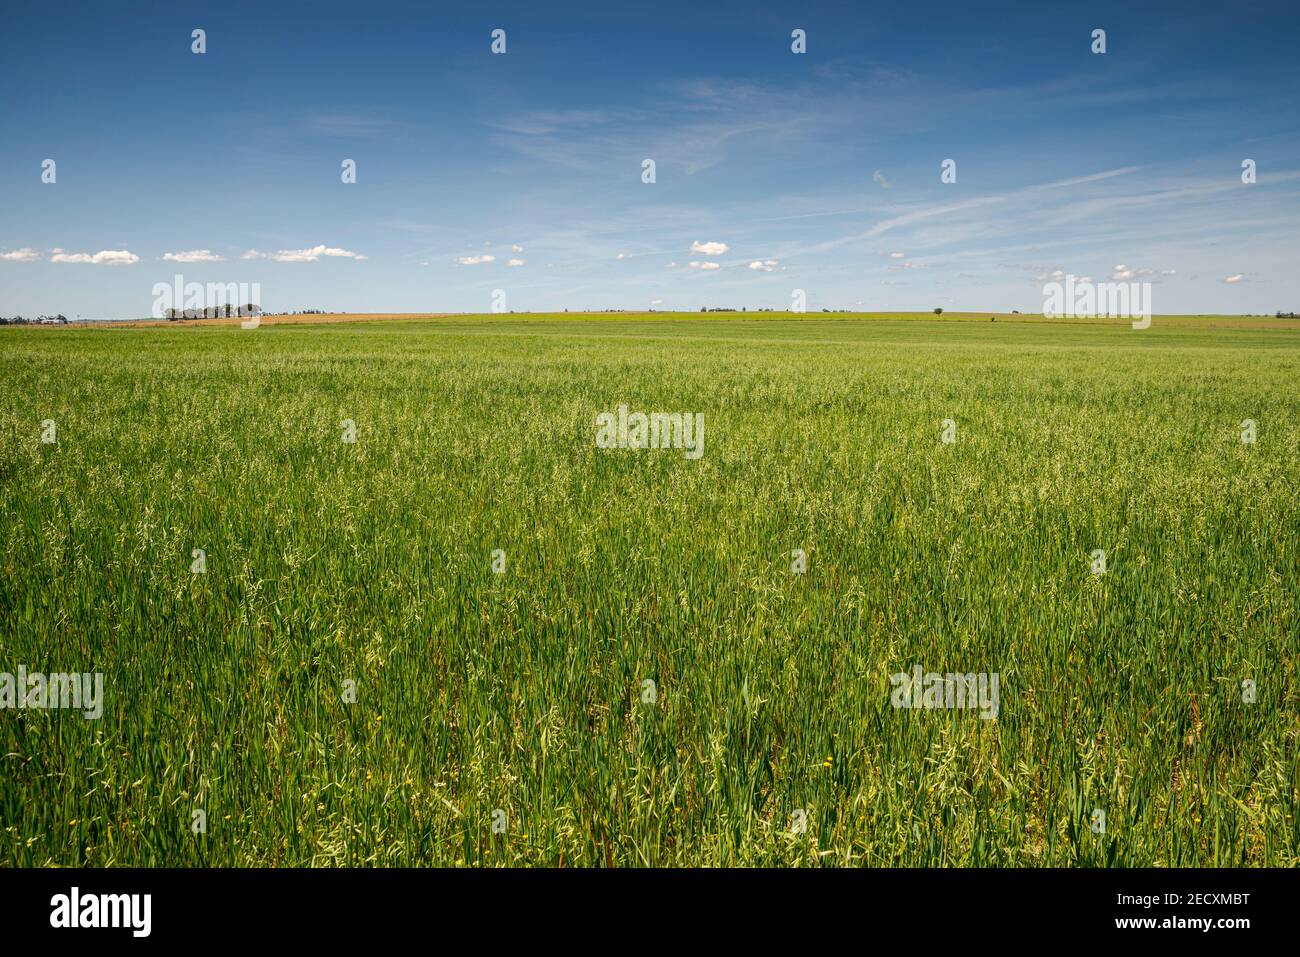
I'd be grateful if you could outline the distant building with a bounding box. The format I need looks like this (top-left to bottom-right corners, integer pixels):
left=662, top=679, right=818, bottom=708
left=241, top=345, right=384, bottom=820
left=167, top=304, right=261, bottom=321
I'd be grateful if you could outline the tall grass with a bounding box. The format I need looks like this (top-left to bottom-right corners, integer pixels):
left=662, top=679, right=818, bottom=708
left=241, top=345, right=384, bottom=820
left=1, top=314, right=1296, bottom=866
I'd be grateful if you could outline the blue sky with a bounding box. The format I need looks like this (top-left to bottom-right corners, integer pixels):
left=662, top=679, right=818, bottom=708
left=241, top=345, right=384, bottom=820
left=2, top=0, right=1298, bottom=317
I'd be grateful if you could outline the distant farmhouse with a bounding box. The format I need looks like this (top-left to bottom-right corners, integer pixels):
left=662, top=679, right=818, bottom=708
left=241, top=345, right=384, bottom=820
left=0, top=314, right=67, bottom=325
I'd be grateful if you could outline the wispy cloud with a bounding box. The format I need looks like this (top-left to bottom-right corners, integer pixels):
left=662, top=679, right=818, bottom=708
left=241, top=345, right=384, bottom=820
left=163, top=250, right=224, bottom=263
left=302, top=113, right=405, bottom=138
left=790, top=166, right=1146, bottom=258
left=244, top=245, right=367, bottom=263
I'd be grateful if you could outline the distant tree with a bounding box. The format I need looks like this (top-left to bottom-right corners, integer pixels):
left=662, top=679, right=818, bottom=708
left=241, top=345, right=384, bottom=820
left=934, top=307, right=944, bottom=315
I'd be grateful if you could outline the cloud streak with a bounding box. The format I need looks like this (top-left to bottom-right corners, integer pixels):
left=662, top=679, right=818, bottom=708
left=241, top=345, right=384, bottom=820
left=244, top=245, right=367, bottom=263
left=163, top=250, right=224, bottom=263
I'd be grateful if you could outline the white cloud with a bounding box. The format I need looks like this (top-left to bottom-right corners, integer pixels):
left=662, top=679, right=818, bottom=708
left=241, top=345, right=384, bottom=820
left=455, top=254, right=496, bottom=265
left=616, top=252, right=628, bottom=260
left=689, top=240, right=729, bottom=256
left=688, top=261, right=720, bottom=270
left=0, top=247, right=41, bottom=262
left=888, top=251, right=906, bottom=258
left=650, top=298, right=664, bottom=304
left=1037, top=268, right=1066, bottom=281
left=507, top=258, right=525, bottom=267
left=872, top=170, right=892, bottom=189
left=1110, top=264, right=1155, bottom=281
left=163, top=249, right=224, bottom=263
left=748, top=259, right=778, bottom=271
left=243, top=245, right=366, bottom=262
left=1223, top=274, right=1244, bottom=284
left=511, top=244, right=524, bottom=252
left=50, top=249, right=139, bottom=265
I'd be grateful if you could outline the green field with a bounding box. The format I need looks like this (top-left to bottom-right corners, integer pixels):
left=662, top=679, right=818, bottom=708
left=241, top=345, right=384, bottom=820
left=1, top=312, right=1297, bottom=866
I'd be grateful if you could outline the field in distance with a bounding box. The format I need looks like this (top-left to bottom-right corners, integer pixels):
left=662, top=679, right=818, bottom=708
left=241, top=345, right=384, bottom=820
left=105, top=310, right=1297, bottom=333
left=1, top=313, right=1297, bottom=866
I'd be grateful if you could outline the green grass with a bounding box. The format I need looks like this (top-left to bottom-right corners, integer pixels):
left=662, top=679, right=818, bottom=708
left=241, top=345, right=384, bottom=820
left=1, top=312, right=1297, bottom=866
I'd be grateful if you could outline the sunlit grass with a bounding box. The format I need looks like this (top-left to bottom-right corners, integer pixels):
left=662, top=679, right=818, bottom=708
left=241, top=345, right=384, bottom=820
left=1, top=313, right=1297, bottom=866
